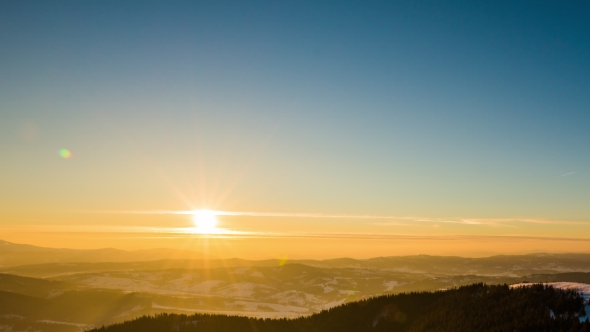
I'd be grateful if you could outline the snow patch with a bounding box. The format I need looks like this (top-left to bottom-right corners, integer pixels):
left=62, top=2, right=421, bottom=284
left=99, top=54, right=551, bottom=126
left=383, top=281, right=399, bottom=291
left=37, top=320, right=93, bottom=329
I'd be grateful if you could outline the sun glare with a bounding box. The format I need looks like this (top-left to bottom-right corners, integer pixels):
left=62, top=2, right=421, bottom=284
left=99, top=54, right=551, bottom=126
left=192, top=210, right=219, bottom=234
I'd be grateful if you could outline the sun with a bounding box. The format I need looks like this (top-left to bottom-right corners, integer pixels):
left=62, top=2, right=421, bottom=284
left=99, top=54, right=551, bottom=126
left=192, top=210, right=219, bottom=234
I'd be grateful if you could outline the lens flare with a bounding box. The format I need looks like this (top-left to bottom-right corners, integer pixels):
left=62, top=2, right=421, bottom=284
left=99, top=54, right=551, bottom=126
left=59, top=149, right=72, bottom=159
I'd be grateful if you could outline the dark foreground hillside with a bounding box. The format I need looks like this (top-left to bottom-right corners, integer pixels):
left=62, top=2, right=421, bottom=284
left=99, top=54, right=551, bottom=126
left=91, top=283, right=589, bottom=332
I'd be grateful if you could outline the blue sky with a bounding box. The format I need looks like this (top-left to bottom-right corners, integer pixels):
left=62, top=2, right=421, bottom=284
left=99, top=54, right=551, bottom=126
left=0, top=1, right=589, bottom=243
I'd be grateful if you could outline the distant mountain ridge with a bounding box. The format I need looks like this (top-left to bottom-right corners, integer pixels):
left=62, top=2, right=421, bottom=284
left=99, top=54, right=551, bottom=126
left=0, top=239, right=210, bottom=267
left=3, top=239, right=590, bottom=276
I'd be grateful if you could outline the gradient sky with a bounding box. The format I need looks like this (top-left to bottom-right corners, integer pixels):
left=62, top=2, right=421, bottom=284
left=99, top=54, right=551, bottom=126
left=1, top=1, right=589, bottom=257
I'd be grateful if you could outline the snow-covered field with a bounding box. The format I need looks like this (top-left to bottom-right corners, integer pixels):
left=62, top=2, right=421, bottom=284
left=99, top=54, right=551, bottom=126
left=52, top=266, right=410, bottom=315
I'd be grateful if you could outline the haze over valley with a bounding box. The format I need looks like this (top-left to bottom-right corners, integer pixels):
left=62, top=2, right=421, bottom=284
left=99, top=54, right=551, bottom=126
left=2, top=240, right=590, bottom=331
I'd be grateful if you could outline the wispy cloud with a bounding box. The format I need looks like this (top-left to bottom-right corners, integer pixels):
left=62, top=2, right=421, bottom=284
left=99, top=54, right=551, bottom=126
left=15, top=225, right=590, bottom=242
left=558, top=172, right=575, bottom=177
left=371, top=221, right=410, bottom=226
left=83, top=209, right=590, bottom=227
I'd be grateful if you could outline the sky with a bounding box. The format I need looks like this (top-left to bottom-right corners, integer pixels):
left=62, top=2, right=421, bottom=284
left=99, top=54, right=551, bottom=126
left=1, top=1, right=589, bottom=258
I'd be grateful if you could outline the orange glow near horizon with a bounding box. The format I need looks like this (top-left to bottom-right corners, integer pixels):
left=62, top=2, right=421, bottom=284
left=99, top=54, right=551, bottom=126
left=2, top=206, right=590, bottom=258
left=3, top=222, right=590, bottom=259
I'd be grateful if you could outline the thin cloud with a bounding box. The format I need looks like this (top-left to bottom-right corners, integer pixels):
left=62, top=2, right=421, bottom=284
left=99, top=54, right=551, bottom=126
left=558, top=172, right=575, bottom=177
left=219, top=211, right=406, bottom=219
left=82, top=209, right=590, bottom=227
left=8, top=224, right=590, bottom=244
left=461, top=218, right=589, bottom=226
left=371, top=221, right=410, bottom=226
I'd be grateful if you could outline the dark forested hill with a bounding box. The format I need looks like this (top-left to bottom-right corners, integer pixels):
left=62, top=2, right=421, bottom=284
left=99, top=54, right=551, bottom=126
left=91, top=283, right=590, bottom=332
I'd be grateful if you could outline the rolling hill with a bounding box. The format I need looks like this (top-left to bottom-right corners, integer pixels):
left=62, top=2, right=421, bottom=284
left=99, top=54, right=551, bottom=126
left=88, top=283, right=590, bottom=332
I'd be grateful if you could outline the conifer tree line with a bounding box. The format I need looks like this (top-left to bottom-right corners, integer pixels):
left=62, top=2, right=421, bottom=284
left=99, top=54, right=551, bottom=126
left=90, top=283, right=590, bottom=332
